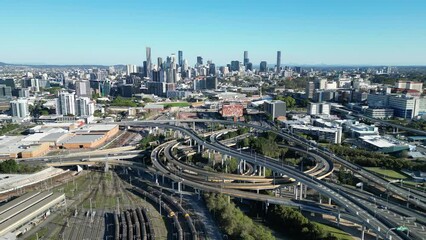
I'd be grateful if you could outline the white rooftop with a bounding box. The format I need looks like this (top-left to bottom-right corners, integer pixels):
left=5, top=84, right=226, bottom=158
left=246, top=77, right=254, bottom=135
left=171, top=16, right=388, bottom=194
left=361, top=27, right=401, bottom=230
left=0, top=167, right=66, bottom=194
left=75, top=124, right=117, bottom=133
left=59, top=134, right=104, bottom=144
left=291, top=125, right=340, bottom=133
left=360, top=136, right=397, bottom=148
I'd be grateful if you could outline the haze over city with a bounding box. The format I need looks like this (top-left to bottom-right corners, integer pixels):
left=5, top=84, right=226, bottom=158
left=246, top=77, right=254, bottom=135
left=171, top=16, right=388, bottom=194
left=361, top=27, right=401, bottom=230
left=1, top=0, right=426, bottom=66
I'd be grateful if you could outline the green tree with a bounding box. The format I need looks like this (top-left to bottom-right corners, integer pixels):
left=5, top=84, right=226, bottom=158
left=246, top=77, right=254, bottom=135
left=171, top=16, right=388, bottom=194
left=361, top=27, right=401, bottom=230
left=110, top=96, right=137, bottom=107
left=205, top=193, right=275, bottom=240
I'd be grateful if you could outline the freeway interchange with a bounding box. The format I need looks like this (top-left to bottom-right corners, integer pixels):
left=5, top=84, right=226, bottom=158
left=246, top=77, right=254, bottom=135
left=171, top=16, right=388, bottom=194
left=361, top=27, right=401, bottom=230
left=34, top=119, right=426, bottom=240
left=119, top=119, right=426, bottom=240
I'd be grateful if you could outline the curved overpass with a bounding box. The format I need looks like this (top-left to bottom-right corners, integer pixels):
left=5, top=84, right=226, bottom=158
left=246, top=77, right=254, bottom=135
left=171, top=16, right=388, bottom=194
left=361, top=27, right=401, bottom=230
left=123, top=121, right=404, bottom=240
left=161, top=141, right=289, bottom=190
left=213, top=131, right=334, bottom=180
left=150, top=141, right=366, bottom=226
left=125, top=119, right=426, bottom=210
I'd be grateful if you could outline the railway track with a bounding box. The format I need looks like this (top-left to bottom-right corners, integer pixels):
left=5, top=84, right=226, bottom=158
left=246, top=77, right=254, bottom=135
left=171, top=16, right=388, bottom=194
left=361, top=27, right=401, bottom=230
left=92, top=173, right=109, bottom=240
left=81, top=173, right=103, bottom=240
left=70, top=172, right=102, bottom=240
left=148, top=186, right=198, bottom=240
left=133, top=187, right=183, bottom=240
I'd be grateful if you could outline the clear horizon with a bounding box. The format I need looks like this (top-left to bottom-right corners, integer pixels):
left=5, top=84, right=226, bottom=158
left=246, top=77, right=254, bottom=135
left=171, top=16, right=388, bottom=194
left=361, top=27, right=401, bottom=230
left=1, top=0, right=425, bottom=66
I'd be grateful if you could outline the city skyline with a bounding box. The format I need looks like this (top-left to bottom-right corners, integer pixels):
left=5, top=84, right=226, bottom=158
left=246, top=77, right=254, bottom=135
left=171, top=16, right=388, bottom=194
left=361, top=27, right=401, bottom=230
left=1, top=0, right=426, bottom=66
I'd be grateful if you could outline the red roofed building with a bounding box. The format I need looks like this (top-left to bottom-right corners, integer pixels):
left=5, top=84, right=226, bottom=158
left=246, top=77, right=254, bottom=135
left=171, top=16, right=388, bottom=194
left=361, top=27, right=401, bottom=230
left=221, top=104, right=244, bottom=119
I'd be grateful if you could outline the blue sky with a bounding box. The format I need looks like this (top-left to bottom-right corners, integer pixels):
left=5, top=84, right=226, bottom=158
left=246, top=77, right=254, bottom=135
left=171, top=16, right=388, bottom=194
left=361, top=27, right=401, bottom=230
left=1, top=0, right=425, bottom=66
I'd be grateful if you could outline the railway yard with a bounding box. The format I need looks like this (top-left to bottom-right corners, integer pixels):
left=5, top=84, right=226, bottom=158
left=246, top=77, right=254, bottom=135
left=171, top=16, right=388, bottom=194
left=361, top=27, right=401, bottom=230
left=19, top=169, right=196, bottom=240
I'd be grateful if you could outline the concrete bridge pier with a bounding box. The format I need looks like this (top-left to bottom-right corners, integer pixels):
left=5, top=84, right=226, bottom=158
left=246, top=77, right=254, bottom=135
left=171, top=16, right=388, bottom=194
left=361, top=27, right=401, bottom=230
left=393, top=127, right=399, bottom=134
left=295, top=185, right=299, bottom=200
left=337, top=211, right=341, bottom=227
left=195, top=189, right=201, bottom=200
left=178, top=181, right=182, bottom=192
left=303, top=184, right=307, bottom=199
left=265, top=201, right=269, bottom=213
left=361, top=225, right=366, bottom=240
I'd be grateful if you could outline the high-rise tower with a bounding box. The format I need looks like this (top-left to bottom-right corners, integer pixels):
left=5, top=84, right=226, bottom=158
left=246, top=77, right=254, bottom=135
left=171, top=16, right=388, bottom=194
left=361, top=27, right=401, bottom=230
left=178, top=50, right=183, bottom=67
left=146, top=47, right=152, bottom=78
left=56, top=91, right=76, bottom=116
left=243, top=51, right=249, bottom=66
left=276, top=51, right=281, bottom=73
left=10, top=98, right=29, bottom=119
left=197, top=56, right=203, bottom=65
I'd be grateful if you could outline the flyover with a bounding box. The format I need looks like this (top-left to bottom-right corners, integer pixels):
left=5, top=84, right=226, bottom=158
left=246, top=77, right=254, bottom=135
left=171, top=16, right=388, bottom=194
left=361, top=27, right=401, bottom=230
left=122, top=121, right=405, bottom=240
left=122, top=119, right=426, bottom=211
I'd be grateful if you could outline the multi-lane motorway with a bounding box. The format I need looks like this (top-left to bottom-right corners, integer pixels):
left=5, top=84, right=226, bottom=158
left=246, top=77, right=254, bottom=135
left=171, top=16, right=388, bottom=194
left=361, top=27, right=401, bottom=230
left=123, top=121, right=409, bottom=240
left=132, top=119, right=426, bottom=209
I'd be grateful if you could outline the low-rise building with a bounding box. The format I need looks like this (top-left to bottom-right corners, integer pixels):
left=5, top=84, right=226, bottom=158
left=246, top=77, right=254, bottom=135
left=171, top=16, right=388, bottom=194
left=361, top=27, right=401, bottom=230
left=308, top=103, right=330, bottom=116
left=0, top=136, right=50, bottom=159
left=264, top=100, right=286, bottom=119
left=365, top=108, right=394, bottom=119
left=221, top=104, right=244, bottom=119
left=20, top=143, right=50, bottom=158
left=359, top=135, right=409, bottom=153
left=58, top=134, right=107, bottom=149
left=74, top=124, right=119, bottom=139
left=343, top=121, right=379, bottom=137
left=289, top=125, right=342, bottom=144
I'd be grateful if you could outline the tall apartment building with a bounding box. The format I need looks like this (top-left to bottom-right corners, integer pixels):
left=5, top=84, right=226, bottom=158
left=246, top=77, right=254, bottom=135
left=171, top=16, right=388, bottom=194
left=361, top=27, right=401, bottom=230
left=305, top=81, right=315, bottom=99
left=75, top=97, right=95, bottom=117
left=75, top=80, right=92, bottom=97
left=0, top=85, right=12, bottom=99
left=10, top=98, right=29, bottom=119
left=56, top=91, right=76, bottom=116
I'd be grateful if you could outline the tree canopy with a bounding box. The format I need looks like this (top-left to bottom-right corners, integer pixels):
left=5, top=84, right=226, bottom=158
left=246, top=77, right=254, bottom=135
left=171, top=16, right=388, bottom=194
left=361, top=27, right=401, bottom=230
left=266, top=205, right=338, bottom=240
left=110, top=96, right=138, bottom=107
left=0, top=159, right=43, bottom=174
left=275, top=96, right=296, bottom=109
left=205, top=193, right=275, bottom=240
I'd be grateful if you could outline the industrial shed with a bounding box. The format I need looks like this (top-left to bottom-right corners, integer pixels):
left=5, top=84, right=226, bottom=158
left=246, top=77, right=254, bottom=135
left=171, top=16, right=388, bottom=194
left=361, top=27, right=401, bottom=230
left=0, top=191, right=65, bottom=237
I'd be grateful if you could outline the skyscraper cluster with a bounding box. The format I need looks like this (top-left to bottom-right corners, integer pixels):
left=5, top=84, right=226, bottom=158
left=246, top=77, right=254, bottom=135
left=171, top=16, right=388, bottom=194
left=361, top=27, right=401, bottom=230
left=123, top=47, right=285, bottom=98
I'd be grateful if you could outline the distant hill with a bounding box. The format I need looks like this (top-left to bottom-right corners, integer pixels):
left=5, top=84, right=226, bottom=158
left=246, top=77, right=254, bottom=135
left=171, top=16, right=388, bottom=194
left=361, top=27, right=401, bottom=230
left=0, top=62, right=116, bottom=68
